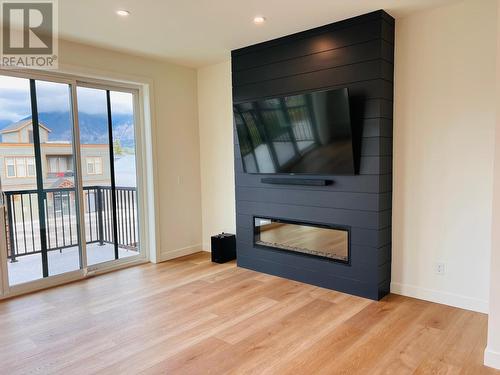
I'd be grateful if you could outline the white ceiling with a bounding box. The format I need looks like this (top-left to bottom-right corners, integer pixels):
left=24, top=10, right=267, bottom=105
left=59, top=0, right=460, bottom=68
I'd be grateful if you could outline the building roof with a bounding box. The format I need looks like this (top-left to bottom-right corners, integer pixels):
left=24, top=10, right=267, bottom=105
left=0, top=119, right=51, bottom=134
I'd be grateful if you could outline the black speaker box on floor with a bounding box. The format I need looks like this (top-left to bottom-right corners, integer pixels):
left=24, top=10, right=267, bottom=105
left=211, top=233, right=236, bottom=263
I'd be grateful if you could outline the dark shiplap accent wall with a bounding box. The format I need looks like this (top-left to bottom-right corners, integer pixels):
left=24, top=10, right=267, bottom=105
left=231, top=10, right=394, bottom=300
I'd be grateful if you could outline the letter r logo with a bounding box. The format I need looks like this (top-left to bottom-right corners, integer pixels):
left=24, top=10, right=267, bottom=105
left=2, top=1, right=53, bottom=54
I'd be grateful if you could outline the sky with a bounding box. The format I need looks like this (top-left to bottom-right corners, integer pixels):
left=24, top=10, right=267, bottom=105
left=0, top=75, right=133, bottom=125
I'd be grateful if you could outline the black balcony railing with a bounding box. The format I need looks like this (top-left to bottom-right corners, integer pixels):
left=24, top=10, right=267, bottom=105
left=3, top=186, right=138, bottom=262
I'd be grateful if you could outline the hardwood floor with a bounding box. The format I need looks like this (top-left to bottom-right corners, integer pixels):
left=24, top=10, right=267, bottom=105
left=0, top=252, right=496, bottom=374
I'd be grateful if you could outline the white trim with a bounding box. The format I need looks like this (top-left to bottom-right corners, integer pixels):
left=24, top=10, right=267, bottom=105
left=1, top=269, right=84, bottom=300
left=485, top=347, right=500, bottom=369
left=136, top=83, right=159, bottom=264
left=86, top=251, right=147, bottom=273
left=391, top=282, right=488, bottom=313
left=0, top=257, right=148, bottom=301
left=0, top=207, right=8, bottom=296
left=70, top=81, right=88, bottom=271
left=85, top=257, right=148, bottom=277
left=158, top=244, right=202, bottom=263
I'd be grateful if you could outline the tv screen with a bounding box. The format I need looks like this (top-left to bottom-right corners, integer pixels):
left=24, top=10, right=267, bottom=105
left=234, top=88, right=355, bottom=175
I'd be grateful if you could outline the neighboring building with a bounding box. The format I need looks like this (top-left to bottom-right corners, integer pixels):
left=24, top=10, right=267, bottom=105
left=0, top=120, right=110, bottom=192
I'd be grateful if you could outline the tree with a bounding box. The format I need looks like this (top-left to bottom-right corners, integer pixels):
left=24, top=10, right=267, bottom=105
left=113, top=139, right=123, bottom=155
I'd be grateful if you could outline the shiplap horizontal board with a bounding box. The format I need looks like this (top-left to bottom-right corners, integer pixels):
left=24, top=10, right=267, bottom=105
left=233, top=12, right=393, bottom=69
left=233, top=22, right=381, bottom=68
left=349, top=98, right=394, bottom=119
left=362, top=118, right=393, bottom=137
left=232, top=10, right=394, bottom=300
left=237, top=242, right=379, bottom=281
left=381, top=39, right=395, bottom=61
left=233, top=61, right=393, bottom=103
left=238, top=238, right=389, bottom=273
left=233, top=39, right=393, bottom=86
left=233, top=14, right=382, bottom=57
left=236, top=187, right=391, bottom=211
left=236, top=200, right=390, bottom=230
left=381, top=19, right=395, bottom=43
left=237, top=255, right=379, bottom=299
left=361, top=137, right=392, bottom=156
left=378, top=244, right=391, bottom=265
left=378, top=261, right=391, bottom=282
left=362, top=99, right=394, bottom=119
left=358, top=156, right=393, bottom=175
left=378, top=280, right=390, bottom=298
left=234, top=172, right=393, bottom=194
left=234, top=78, right=394, bottom=104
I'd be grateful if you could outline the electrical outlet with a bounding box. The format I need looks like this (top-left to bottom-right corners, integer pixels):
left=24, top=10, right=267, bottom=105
left=435, top=262, right=446, bottom=275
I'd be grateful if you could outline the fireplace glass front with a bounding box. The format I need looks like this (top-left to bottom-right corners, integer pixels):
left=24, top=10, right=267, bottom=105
left=254, top=217, right=349, bottom=262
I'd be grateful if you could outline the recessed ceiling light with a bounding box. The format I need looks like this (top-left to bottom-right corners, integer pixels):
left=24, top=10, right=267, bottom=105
left=253, top=16, right=266, bottom=25
left=116, top=10, right=130, bottom=17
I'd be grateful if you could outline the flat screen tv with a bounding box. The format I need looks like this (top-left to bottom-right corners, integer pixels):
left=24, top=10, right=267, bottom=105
left=234, top=87, right=355, bottom=175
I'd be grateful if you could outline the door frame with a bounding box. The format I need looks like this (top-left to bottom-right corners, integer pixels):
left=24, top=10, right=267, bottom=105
left=76, top=81, right=145, bottom=273
left=0, top=206, right=8, bottom=295
left=0, top=68, right=153, bottom=299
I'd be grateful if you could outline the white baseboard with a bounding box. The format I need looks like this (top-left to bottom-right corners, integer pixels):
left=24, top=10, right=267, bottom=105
left=391, top=282, right=488, bottom=314
left=485, top=347, right=500, bottom=369
left=158, top=244, right=202, bottom=262
left=201, top=241, right=211, bottom=252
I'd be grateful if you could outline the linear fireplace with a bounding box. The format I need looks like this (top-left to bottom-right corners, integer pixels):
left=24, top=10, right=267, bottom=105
left=253, top=217, right=350, bottom=263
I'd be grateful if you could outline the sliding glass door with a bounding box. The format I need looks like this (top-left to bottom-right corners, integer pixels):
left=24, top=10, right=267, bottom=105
left=0, top=72, right=142, bottom=291
left=36, top=80, right=82, bottom=278
left=0, top=75, right=83, bottom=285
left=77, top=86, right=115, bottom=266
left=0, top=75, right=45, bottom=285
left=77, top=85, right=140, bottom=268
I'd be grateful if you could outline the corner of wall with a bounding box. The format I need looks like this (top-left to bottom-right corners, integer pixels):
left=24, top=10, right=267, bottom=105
left=158, top=244, right=203, bottom=262
left=196, top=60, right=236, bottom=253
left=485, top=0, right=500, bottom=369
left=485, top=347, right=500, bottom=370
left=391, top=282, right=489, bottom=314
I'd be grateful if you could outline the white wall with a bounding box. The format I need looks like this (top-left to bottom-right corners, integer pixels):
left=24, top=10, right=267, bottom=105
left=197, top=61, right=236, bottom=250
left=392, top=0, right=498, bottom=313
left=59, top=39, right=203, bottom=261
left=485, top=0, right=500, bottom=368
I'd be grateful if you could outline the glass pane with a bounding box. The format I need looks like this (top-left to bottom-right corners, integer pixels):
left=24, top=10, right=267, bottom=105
left=77, top=87, right=115, bottom=265
left=110, top=91, right=140, bottom=259
left=0, top=75, right=43, bottom=285
left=254, top=217, right=349, bottom=262
left=35, top=80, right=81, bottom=277
left=35, top=80, right=75, bottom=188
left=6, top=192, right=45, bottom=285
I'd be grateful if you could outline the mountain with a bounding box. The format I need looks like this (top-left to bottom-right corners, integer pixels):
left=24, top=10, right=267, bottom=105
left=0, top=112, right=135, bottom=147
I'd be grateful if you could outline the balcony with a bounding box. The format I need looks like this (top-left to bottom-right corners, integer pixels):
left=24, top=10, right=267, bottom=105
left=3, top=186, right=139, bottom=285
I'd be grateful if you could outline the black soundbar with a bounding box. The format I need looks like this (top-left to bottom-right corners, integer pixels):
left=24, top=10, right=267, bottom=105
left=261, top=177, right=333, bottom=186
